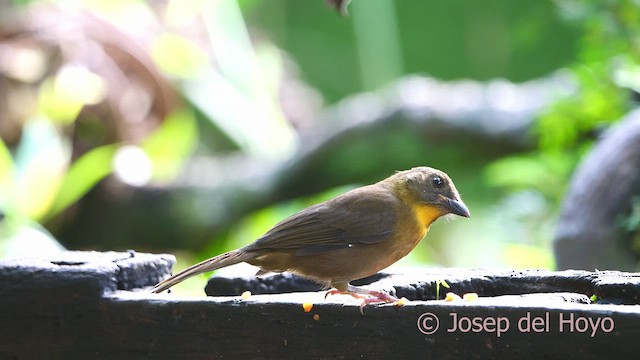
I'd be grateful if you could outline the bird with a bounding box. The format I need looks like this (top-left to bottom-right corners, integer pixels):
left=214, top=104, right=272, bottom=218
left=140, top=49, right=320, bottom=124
left=151, top=166, right=470, bottom=308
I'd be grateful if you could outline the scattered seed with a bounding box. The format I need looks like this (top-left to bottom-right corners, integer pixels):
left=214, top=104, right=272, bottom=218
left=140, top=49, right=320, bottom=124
left=394, top=297, right=408, bottom=307
left=463, top=293, right=479, bottom=302
left=445, top=292, right=462, bottom=302
left=303, top=302, right=314, bottom=313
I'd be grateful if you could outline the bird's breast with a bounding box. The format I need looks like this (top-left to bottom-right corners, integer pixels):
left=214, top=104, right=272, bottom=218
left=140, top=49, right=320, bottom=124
left=412, top=203, right=445, bottom=229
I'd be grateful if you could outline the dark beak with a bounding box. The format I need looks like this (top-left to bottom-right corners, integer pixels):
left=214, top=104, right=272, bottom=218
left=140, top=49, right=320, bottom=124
left=445, top=198, right=471, bottom=218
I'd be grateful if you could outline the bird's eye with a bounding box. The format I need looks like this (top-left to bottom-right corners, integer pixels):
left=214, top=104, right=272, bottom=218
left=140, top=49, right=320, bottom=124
left=432, top=176, right=443, bottom=188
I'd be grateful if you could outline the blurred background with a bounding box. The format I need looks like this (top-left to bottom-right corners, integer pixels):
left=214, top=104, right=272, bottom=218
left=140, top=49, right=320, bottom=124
left=1, top=0, right=639, bottom=294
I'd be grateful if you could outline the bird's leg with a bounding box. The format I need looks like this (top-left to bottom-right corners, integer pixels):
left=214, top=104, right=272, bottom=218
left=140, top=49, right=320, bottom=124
left=346, top=284, right=398, bottom=302
left=325, top=288, right=367, bottom=300
left=325, top=284, right=398, bottom=314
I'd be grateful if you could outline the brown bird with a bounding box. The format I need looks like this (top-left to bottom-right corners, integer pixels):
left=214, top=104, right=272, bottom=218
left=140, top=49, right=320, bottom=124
left=152, top=167, right=470, bottom=307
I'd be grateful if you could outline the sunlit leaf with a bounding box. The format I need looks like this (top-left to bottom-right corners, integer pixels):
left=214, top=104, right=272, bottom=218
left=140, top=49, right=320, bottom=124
left=38, top=65, right=107, bottom=125
left=0, top=139, right=15, bottom=204
left=142, top=109, right=198, bottom=182
left=46, top=144, right=118, bottom=220
left=188, top=0, right=297, bottom=161
left=14, top=119, right=70, bottom=221
left=152, top=33, right=208, bottom=78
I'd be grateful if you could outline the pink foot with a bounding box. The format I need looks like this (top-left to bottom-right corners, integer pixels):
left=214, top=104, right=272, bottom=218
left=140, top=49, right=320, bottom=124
left=325, top=289, right=368, bottom=300
left=356, top=290, right=398, bottom=314
left=325, top=286, right=398, bottom=314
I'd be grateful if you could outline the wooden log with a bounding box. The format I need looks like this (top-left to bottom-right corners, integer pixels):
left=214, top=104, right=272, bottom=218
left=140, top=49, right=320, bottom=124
left=1, top=251, right=640, bottom=359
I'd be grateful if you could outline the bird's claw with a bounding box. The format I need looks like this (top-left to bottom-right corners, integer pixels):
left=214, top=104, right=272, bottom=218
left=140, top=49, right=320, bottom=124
left=325, top=289, right=364, bottom=300
left=355, top=291, right=398, bottom=315
left=325, top=288, right=398, bottom=314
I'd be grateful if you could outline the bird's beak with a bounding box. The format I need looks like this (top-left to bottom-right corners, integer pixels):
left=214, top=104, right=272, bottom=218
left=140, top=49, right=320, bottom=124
left=445, top=198, right=470, bottom=218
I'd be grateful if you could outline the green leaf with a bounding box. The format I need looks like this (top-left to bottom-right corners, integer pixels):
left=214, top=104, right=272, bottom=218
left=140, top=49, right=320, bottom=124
left=142, top=109, right=197, bottom=182
left=14, top=119, right=70, bottom=221
left=435, top=279, right=450, bottom=300
left=0, top=139, right=15, bottom=206
left=152, top=33, right=208, bottom=78
left=38, top=66, right=106, bottom=125
left=46, top=144, right=118, bottom=220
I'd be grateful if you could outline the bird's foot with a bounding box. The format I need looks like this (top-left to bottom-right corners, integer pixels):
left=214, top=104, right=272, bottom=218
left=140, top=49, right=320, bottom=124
left=325, top=285, right=398, bottom=314
left=325, top=288, right=362, bottom=300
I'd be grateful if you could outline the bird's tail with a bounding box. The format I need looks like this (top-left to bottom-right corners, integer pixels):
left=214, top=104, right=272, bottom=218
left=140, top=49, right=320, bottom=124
left=151, top=249, right=253, bottom=293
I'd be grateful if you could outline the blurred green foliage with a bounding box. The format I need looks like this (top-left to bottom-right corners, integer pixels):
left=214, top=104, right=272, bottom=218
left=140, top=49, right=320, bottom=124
left=142, top=110, right=198, bottom=183
left=499, top=0, right=640, bottom=179
left=538, top=0, right=639, bottom=156
left=245, top=0, right=579, bottom=103
left=484, top=0, right=640, bottom=269
left=0, top=119, right=109, bottom=257
left=0, top=112, right=197, bottom=257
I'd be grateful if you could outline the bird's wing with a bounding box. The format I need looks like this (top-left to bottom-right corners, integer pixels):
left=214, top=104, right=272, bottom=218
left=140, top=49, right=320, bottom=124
left=247, top=186, right=399, bottom=256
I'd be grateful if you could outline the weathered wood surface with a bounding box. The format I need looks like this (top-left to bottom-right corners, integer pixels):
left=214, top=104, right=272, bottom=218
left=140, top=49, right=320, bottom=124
left=206, top=268, right=640, bottom=304
left=1, top=251, right=640, bottom=359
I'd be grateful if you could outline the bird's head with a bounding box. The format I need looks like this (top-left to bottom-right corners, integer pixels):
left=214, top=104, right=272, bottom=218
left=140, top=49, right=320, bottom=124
left=388, top=167, right=470, bottom=221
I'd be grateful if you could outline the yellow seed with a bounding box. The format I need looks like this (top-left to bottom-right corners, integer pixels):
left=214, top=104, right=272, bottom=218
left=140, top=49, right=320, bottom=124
left=463, top=293, right=479, bottom=301
left=444, top=292, right=461, bottom=302
left=313, top=314, right=320, bottom=321
left=302, top=302, right=314, bottom=313
left=394, top=297, right=408, bottom=307
left=240, top=291, right=251, bottom=300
